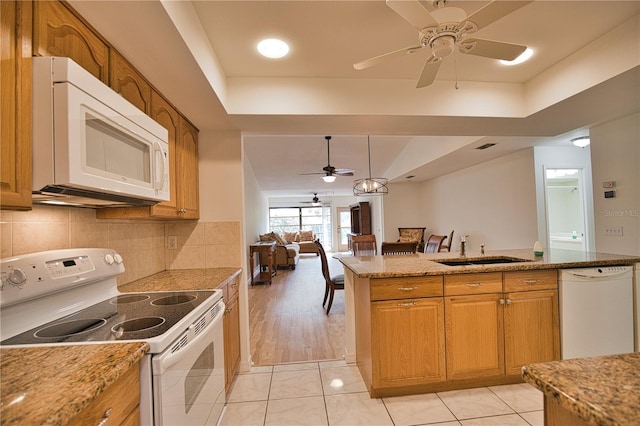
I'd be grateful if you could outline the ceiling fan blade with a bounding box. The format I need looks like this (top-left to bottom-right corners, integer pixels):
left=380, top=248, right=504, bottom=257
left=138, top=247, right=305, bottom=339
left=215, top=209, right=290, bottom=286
left=459, top=38, right=527, bottom=61
left=386, top=0, right=438, bottom=31
left=300, top=172, right=325, bottom=176
left=354, top=45, right=423, bottom=70
left=416, top=56, right=441, bottom=88
left=464, top=1, right=533, bottom=32
left=334, top=171, right=354, bottom=177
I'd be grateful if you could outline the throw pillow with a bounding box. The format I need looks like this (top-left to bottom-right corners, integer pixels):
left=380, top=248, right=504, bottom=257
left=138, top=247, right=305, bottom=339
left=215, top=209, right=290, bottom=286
left=399, top=229, right=423, bottom=242
left=259, top=233, right=275, bottom=242
left=299, top=230, right=313, bottom=242
left=271, top=232, right=288, bottom=246
left=283, top=231, right=298, bottom=244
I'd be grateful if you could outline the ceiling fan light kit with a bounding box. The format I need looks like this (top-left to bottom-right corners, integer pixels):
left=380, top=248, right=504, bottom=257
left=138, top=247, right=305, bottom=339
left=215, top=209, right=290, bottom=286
left=354, top=0, right=532, bottom=88
left=353, top=136, right=389, bottom=196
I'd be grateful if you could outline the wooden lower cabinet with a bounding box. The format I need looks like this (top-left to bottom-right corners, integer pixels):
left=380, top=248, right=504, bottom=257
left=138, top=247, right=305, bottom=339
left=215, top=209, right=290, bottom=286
left=69, top=361, right=140, bottom=426
left=221, top=276, right=241, bottom=395
left=445, top=293, right=505, bottom=380
left=357, top=270, right=559, bottom=397
left=372, top=298, right=445, bottom=388
left=504, top=289, right=560, bottom=375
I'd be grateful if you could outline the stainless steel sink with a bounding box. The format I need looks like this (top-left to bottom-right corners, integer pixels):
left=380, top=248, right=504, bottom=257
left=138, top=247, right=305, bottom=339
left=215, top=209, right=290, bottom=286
left=435, top=256, right=532, bottom=266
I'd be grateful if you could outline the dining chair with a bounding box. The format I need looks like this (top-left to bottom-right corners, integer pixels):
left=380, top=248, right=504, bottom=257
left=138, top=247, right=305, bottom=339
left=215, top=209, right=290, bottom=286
left=315, top=240, right=345, bottom=314
left=351, top=234, right=377, bottom=256
left=424, top=234, right=447, bottom=253
left=440, top=230, right=455, bottom=252
left=381, top=241, right=418, bottom=255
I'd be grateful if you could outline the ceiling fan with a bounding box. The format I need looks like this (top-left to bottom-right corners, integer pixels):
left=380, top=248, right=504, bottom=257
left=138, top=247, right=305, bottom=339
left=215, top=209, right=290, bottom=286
left=301, top=193, right=323, bottom=205
left=354, top=0, right=531, bottom=88
left=301, top=136, right=355, bottom=182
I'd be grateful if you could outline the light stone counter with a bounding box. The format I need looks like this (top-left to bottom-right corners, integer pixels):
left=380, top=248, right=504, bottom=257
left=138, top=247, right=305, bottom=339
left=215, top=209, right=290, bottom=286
left=0, top=343, right=148, bottom=426
left=522, top=353, right=640, bottom=425
left=339, top=248, right=640, bottom=278
left=118, top=267, right=242, bottom=292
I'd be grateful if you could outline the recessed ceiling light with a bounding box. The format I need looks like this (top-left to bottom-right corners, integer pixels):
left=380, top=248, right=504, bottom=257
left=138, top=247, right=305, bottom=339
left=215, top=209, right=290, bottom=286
left=499, top=48, right=533, bottom=66
left=257, top=38, right=289, bottom=59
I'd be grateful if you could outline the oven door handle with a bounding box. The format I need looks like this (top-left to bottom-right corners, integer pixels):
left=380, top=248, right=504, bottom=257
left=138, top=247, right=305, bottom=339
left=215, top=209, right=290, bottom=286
left=153, top=302, right=225, bottom=374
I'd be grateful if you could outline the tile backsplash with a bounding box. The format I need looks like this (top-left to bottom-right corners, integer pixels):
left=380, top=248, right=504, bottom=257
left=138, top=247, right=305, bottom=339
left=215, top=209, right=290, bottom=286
left=0, top=206, right=241, bottom=285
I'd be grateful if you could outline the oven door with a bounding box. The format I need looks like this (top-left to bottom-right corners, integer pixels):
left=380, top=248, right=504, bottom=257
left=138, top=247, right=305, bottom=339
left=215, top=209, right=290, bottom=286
left=152, top=301, right=225, bottom=426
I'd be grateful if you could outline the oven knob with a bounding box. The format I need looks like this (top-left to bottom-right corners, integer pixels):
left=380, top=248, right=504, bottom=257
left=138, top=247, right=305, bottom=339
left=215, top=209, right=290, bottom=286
left=114, top=254, right=123, bottom=264
left=104, top=254, right=115, bottom=265
left=7, top=268, right=27, bottom=287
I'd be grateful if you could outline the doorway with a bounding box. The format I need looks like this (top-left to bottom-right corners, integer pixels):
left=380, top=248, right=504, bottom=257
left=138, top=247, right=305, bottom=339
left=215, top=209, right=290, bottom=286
left=544, top=168, right=589, bottom=252
left=337, top=207, right=351, bottom=252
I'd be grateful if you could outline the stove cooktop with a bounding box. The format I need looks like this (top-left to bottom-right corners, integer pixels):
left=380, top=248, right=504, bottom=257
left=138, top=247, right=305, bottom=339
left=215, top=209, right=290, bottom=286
left=1, top=290, right=217, bottom=346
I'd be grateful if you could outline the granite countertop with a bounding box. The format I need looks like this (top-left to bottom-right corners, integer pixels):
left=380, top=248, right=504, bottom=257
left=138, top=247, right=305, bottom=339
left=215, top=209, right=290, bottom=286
left=118, top=267, right=242, bottom=292
left=0, top=343, right=149, bottom=426
left=339, top=248, right=640, bottom=278
left=522, top=353, right=640, bottom=425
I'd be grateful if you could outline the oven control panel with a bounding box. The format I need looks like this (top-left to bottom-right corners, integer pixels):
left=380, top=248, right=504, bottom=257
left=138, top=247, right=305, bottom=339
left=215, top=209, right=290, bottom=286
left=0, top=248, right=125, bottom=308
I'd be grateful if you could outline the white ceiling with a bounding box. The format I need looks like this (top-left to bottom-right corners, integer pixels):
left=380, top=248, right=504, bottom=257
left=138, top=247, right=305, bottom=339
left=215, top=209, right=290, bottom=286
left=69, top=1, right=640, bottom=198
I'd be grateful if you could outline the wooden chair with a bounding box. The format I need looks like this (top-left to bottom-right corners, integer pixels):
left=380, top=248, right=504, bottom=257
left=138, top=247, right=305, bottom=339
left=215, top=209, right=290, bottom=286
left=424, top=234, right=447, bottom=253
left=397, top=227, right=426, bottom=252
left=440, top=230, right=455, bottom=252
left=315, top=241, right=345, bottom=314
left=381, top=241, right=418, bottom=255
left=351, top=234, right=377, bottom=256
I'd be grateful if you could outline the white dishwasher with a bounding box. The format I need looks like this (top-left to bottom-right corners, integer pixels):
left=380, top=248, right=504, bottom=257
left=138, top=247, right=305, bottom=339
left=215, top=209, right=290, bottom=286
left=560, top=266, right=634, bottom=359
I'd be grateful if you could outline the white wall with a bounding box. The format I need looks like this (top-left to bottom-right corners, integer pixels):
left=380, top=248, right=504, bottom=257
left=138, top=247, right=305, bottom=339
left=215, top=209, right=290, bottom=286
left=590, top=113, right=640, bottom=255
left=382, top=183, right=425, bottom=242
left=412, top=149, right=539, bottom=253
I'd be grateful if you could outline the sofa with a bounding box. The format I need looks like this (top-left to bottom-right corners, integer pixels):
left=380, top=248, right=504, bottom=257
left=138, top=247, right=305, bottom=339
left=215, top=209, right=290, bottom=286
left=295, top=230, right=319, bottom=255
left=259, top=232, right=299, bottom=269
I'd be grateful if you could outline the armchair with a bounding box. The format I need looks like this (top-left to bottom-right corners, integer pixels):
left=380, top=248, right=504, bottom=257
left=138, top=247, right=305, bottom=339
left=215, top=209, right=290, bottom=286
left=397, top=227, right=426, bottom=252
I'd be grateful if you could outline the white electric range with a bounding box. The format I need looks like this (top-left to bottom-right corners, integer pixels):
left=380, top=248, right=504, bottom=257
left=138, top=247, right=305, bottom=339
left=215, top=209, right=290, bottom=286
left=0, top=248, right=225, bottom=425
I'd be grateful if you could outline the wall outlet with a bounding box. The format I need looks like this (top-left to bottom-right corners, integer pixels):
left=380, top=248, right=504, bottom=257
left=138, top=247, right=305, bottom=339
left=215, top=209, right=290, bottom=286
left=605, top=226, right=623, bottom=237
left=167, top=235, right=178, bottom=249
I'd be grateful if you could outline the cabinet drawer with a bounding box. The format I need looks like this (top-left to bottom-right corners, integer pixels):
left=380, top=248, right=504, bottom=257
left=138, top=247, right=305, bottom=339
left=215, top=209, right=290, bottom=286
left=371, top=276, right=443, bottom=301
left=69, top=361, right=140, bottom=426
left=444, top=273, right=502, bottom=296
left=504, top=270, right=557, bottom=292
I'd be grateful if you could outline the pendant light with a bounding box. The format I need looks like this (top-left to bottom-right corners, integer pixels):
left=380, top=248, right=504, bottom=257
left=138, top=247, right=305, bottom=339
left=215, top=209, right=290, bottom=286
left=353, top=136, right=388, bottom=196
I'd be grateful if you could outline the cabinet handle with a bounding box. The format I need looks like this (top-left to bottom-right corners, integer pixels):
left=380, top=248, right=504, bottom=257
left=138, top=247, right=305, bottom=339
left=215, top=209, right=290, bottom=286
left=499, top=299, right=505, bottom=305
left=465, top=283, right=482, bottom=288
left=506, top=299, right=512, bottom=305
left=97, top=408, right=112, bottom=426
left=398, top=287, right=416, bottom=291
left=398, top=302, right=416, bottom=307
left=225, top=307, right=232, bottom=313
left=523, top=279, right=539, bottom=284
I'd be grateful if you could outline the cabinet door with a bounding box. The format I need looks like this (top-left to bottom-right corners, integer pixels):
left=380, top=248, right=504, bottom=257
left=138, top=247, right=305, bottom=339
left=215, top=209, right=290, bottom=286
left=372, top=298, right=445, bottom=387
left=110, top=50, right=151, bottom=114
left=504, top=290, right=560, bottom=375
left=1, top=0, right=32, bottom=210
left=33, top=0, right=110, bottom=83
left=224, top=293, right=241, bottom=394
left=148, top=90, right=180, bottom=218
left=177, top=118, right=200, bottom=219
left=445, top=293, right=504, bottom=380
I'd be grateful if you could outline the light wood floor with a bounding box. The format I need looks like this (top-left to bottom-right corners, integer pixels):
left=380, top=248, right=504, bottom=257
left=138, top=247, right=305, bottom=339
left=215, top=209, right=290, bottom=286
left=248, top=253, right=345, bottom=366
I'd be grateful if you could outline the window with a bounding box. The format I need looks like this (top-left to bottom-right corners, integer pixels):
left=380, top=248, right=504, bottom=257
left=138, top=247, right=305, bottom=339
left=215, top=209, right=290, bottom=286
left=269, top=206, right=332, bottom=247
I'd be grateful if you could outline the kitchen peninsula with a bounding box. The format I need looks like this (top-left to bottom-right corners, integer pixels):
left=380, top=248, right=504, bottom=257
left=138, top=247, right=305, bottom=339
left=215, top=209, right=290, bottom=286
left=339, top=249, right=640, bottom=398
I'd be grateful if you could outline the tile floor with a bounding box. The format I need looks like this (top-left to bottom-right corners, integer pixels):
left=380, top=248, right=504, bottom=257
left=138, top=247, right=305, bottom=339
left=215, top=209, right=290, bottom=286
left=220, top=360, right=544, bottom=426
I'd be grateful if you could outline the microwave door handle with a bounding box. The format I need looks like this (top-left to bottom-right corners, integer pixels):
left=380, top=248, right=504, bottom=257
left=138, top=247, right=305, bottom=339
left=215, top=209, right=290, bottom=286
left=153, top=142, right=166, bottom=191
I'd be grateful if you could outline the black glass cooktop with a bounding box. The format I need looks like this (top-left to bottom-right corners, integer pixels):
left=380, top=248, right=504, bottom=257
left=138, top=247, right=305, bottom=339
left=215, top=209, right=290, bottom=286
left=1, top=291, right=216, bottom=345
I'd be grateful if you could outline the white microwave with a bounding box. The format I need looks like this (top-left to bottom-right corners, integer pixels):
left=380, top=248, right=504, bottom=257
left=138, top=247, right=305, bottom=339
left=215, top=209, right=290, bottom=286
left=32, top=56, right=170, bottom=208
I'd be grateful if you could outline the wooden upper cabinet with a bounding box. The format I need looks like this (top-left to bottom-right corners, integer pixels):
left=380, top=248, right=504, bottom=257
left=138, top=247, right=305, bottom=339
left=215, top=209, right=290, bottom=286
left=177, top=117, right=199, bottom=219
left=1, top=0, right=32, bottom=210
left=110, top=50, right=151, bottom=114
left=33, top=1, right=110, bottom=83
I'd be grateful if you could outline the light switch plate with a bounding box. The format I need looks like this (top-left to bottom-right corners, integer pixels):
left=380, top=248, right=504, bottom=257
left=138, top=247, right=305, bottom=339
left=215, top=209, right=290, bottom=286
left=605, top=226, right=623, bottom=237
left=603, top=181, right=616, bottom=188
left=167, top=235, right=178, bottom=249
